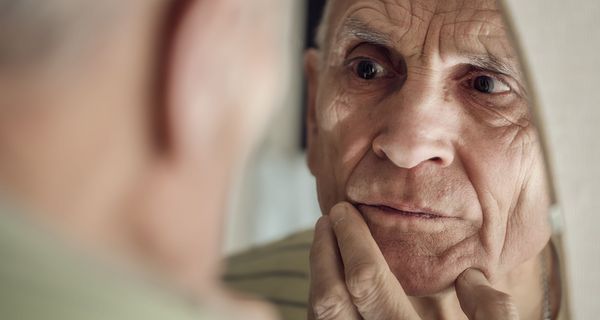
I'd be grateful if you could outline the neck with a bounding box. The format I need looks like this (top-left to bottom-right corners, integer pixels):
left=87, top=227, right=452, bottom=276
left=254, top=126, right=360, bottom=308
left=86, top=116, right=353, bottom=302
left=408, top=243, right=555, bottom=320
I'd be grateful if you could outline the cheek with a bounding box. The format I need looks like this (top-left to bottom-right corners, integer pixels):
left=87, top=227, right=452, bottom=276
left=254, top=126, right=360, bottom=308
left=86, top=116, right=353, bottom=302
left=501, top=143, right=552, bottom=268
left=460, top=126, right=524, bottom=216
left=460, top=125, right=551, bottom=273
left=313, top=92, right=376, bottom=211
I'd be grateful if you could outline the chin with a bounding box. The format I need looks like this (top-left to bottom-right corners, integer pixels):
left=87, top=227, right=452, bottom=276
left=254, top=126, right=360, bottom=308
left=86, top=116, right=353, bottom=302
left=387, top=257, right=458, bottom=296
left=376, top=240, right=473, bottom=297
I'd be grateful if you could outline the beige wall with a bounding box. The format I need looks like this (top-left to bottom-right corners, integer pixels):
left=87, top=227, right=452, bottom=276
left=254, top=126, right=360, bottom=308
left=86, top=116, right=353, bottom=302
left=505, top=1, right=600, bottom=318
left=224, top=1, right=321, bottom=254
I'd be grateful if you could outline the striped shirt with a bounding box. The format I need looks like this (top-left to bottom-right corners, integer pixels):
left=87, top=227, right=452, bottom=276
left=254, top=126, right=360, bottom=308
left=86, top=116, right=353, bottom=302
left=225, top=230, right=313, bottom=320
left=225, top=230, right=570, bottom=320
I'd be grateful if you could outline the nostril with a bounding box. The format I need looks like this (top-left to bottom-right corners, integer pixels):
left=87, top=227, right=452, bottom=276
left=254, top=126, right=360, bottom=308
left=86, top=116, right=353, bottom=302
left=373, top=143, right=388, bottom=160
left=430, top=156, right=454, bottom=167
left=372, top=135, right=455, bottom=169
left=430, top=157, right=446, bottom=166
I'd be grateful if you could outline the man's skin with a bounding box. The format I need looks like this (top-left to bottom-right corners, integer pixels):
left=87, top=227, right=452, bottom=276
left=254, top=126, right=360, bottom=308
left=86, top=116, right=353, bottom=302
left=305, top=0, right=558, bottom=319
left=0, top=0, right=288, bottom=318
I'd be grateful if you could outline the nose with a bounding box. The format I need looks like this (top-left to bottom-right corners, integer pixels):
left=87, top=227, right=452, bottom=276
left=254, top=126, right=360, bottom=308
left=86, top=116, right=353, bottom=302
left=372, top=85, right=456, bottom=169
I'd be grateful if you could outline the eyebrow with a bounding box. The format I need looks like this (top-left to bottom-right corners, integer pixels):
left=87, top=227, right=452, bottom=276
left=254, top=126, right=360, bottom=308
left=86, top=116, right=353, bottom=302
left=337, top=17, right=394, bottom=48
left=466, top=54, right=521, bottom=79
left=335, top=18, right=522, bottom=79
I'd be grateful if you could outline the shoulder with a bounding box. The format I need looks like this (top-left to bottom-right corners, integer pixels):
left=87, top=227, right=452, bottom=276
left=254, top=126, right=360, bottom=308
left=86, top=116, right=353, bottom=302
left=225, top=229, right=314, bottom=320
left=0, top=211, right=205, bottom=320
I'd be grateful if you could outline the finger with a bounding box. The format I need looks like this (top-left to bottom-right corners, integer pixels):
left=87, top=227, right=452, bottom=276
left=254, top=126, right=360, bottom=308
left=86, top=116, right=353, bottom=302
left=329, top=202, right=420, bottom=320
left=308, top=216, right=362, bottom=320
left=455, top=269, right=519, bottom=320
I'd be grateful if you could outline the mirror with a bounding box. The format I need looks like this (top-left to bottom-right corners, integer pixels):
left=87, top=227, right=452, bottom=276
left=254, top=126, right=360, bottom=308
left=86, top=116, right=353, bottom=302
left=504, top=1, right=600, bottom=319
left=225, top=0, right=585, bottom=319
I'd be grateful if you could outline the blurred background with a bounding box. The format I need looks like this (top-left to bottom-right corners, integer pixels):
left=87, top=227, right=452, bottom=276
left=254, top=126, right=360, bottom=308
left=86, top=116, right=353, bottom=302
left=224, top=0, right=325, bottom=255
left=504, top=1, right=600, bottom=319
left=224, top=1, right=600, bottom=318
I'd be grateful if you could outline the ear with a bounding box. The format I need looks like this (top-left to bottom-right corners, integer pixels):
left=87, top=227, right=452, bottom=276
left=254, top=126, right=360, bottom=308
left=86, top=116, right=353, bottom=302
left=161, top=0, right=231, bottom=167
left=131, top=0, right=233, bottom=290
left=305, top=49, right=321, bottom=176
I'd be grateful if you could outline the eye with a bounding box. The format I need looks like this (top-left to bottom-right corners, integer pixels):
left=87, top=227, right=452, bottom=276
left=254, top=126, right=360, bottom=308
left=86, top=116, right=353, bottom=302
left=472, top=75, right=511, bottom=94
left=353, top=59, right=389, bottom=80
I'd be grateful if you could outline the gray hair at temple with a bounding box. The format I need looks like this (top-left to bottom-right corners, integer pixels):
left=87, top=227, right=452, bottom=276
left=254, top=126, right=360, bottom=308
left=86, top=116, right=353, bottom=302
left=314, top=0, right=335, bottom=61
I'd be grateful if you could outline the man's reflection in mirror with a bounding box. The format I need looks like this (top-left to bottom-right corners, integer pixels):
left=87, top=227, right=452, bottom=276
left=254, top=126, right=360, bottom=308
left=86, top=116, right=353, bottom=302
left=227, top=0, right=565, bottom=319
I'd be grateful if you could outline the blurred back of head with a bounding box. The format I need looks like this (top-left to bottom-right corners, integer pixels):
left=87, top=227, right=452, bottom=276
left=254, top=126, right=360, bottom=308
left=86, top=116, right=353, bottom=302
left=0, top=0, right=120, bottom=68
left=0, top=0, right=289, bottom=305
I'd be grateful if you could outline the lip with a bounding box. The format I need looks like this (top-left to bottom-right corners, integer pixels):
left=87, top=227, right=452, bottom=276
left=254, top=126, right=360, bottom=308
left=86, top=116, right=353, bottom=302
left=355, top=202, right=458, bottom=233
left=352, top=200, right=454, bottom=220
left=360, top=204, right=443, bottom=219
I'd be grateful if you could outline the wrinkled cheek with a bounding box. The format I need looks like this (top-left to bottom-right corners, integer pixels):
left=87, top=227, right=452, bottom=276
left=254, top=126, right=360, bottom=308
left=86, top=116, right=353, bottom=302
left=313, top=135, right=342, bottom=213
left=499, top=148, right=552, bottom=271
left=314, top=134, right=357, bottom=214
left=319, top=95, right=353, bottom=132
left=315, top=99, right=373, bottom=213
left=457, top=138, right=524, bottom=275
left=463, top=128, right=551, bottom=278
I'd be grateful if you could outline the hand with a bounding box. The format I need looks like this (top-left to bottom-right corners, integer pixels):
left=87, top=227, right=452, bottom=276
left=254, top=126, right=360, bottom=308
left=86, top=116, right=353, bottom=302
left=307, top=202, right=519, bottom=320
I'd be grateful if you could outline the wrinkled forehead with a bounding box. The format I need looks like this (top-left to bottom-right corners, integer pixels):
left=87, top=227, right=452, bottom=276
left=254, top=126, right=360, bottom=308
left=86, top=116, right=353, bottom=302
left=325, top=0, right=518, bottom=69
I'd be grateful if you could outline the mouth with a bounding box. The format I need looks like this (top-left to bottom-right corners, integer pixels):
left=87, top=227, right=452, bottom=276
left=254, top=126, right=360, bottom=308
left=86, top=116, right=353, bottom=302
left=354, top=202, right=455, bottom=233
left=362, top=204, right=444, bottom=219
left=351, top=197, right=458, bottom=221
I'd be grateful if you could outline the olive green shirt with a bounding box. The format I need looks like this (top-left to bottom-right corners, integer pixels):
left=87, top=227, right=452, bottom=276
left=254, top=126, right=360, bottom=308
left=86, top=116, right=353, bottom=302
left=0, top=205, right=220, bottom=320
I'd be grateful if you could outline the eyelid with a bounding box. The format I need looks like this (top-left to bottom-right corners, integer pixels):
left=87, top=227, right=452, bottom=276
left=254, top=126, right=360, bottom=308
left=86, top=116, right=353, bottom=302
left=346, top=42, right=395, bottom=64
left=464, top=69, right=513, bottom=94
left=345, top=56, right=383, bottom=67
left=345, top=44, right=397, bottom=79
left=345, top=58, right=388, bottom=80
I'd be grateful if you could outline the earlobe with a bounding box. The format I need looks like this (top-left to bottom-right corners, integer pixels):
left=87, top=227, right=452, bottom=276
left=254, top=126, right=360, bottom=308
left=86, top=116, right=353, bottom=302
left=304, top=49, right=320, bottom=176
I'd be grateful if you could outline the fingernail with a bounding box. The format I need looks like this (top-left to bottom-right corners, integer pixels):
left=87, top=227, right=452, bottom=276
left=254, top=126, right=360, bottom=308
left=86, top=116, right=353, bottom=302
left=330, top=202, right=349, bottom=215
left=459, top=268, right=488, bottom=286
left=329, top=202, right=349, bottom=226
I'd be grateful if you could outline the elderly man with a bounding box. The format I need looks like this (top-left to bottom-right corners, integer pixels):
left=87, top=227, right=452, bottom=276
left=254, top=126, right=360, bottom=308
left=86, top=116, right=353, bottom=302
left=226, top=0, right=567, bottom=319
left=0, top=0, right=289, bottom=319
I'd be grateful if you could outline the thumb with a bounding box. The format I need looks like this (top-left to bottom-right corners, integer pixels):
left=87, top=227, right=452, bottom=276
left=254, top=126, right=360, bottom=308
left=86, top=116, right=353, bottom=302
left=329, top=203, right=420, bottom=320
left=455, top=269, right=519, bottom=320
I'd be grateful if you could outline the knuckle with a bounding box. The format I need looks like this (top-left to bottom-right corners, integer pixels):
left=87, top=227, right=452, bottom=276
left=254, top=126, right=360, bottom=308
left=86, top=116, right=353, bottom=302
left=311, top=290, right=350, bottom=320
left=345, top=262, right=385, bottom=305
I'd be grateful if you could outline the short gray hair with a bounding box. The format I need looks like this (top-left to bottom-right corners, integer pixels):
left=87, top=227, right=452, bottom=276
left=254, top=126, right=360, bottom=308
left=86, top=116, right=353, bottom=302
left=314, top=0, right=334, bottom=51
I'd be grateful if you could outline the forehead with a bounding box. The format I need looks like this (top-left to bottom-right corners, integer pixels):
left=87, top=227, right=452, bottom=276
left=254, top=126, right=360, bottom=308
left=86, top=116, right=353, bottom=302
left=326, top=0, right=517, bottom=64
